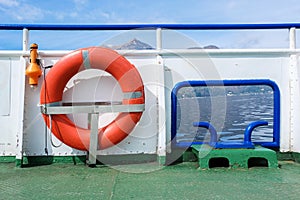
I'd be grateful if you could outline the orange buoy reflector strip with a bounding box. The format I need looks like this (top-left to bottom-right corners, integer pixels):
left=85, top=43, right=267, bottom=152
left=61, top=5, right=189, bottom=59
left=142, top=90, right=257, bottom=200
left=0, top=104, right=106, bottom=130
left=40, top=47, right=145, bottom=150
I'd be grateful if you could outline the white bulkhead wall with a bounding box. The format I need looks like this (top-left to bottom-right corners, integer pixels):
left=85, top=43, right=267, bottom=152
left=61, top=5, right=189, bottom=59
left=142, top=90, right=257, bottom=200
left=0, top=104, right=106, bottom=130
left=0, top=56, right=26, bottom=158
left=289, top=55, right=300, bottom=152
left=22, top=55, right=161, bottom=156
left=0, top=50, right=300, bottom=157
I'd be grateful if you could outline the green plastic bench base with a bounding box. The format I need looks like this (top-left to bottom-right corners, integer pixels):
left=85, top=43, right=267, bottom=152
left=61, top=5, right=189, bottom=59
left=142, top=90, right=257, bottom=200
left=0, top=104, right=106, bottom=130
left=191, top=144, right=278, bottom=169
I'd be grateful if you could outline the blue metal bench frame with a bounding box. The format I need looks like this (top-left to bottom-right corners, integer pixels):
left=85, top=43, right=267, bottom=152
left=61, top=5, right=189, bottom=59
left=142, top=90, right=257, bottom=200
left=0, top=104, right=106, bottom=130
left=171, top=79, right=280, bottom=149
left=193, top=121, right=268, bottom=149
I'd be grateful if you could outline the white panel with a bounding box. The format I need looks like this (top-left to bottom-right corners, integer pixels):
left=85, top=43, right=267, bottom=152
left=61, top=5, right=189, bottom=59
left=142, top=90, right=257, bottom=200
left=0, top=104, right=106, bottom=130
left=23, top=57, right=86, bottom=156
left=93, top=58, right=160, bottom=155
left=0, top=57, right=23, bottom=156
left=164, top=53, right=290, bottom=153
left=18, top=51, right=294, bottom=155
left=23, top=56, right=160, bottom=156
left=0, top=59, right=10, bottom=116
left=290, top=55, right=300, bottom=152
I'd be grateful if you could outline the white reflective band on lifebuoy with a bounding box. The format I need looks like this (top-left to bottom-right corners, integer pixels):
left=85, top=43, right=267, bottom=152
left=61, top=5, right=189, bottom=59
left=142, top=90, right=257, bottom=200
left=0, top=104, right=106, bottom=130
left=123, top=91, right=143, bottom=99
left=82, top=50, right=91, bottom=69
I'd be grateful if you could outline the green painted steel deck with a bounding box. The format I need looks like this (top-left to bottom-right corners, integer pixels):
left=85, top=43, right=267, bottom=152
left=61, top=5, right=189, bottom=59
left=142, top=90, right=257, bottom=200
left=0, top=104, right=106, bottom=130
left=1, top=161, right=300, bottom=200
left=191, top=144, right=278, bottom=169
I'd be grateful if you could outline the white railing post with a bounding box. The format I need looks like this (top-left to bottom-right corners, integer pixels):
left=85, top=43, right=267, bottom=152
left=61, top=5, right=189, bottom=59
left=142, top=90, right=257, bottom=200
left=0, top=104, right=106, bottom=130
left=22, top=28, right=29, bottom=51
left=288, top=27, right=300, bottom=152
left=156, top=27, right=166, bottom=164
left=156, top=28, right=162, bottom=50
left=16, top=29, right=29, bottom=165
left=289, top=27, right=296, bottom=49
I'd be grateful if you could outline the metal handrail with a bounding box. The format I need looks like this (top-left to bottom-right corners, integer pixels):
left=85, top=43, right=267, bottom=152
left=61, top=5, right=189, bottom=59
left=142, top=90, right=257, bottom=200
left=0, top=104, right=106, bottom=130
left=0, top=23, right=300, bottom=30
left=0, top=23, right=297, bottom=50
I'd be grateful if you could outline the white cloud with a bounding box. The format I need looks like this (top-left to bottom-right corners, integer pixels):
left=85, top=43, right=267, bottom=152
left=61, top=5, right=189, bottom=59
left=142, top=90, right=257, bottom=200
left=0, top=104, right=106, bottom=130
left=0, top=1, right=44, bottom=22
left=0, top=0, right=19, bottom=7
left=99, top=11, right=110, bottom=20
left=227, top=1, right=237, bottom=10
left=10, top=3, right=44, bottom=22
left=73, top=0, right=89, bottom=10
left=73, top=0, right=88, bottom=5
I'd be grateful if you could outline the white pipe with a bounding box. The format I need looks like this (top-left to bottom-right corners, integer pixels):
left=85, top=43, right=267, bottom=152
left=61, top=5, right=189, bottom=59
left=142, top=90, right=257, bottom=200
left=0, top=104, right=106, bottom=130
left=289, top=27, right=296, bottom=49
left=156, top=28, right=162, bottom=50
left=118, top=49, right=300, bottom=57
left=1, top=49, right=300, bottom=58
left=22, top=28, right=29, bottom=51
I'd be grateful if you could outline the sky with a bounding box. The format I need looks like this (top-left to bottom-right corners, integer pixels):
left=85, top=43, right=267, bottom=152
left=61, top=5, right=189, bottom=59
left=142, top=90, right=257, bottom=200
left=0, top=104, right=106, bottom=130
left=1, top=0, right=300, bottom=49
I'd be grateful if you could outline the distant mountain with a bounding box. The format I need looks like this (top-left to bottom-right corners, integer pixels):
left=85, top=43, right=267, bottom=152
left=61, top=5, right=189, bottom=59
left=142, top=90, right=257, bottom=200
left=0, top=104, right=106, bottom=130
left=106, top=38, right=219, bottom=50
left=116, top=38, right=154, bottom=50
left=203, top=45, right=219, bottom=49
left=188, top=45, right=219, bottom=49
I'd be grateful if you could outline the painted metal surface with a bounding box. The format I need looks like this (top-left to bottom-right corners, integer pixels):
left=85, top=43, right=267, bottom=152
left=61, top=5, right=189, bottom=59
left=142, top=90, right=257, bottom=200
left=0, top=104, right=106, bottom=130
left=244, top=121, right=269, bottom=144
left=1, top=23, right=300, bottom=30
left=41, top=104, right=145, bottom=115
left=191, top=121, right=269, bottom=149
left=0, top=57, right=25, bottom=157
left=21, top=56, right=160, bottom=156
left=0, top=59, right=11, bottom=116
left=1, top=161, right=300, bottom=199
left=191, top=144, right=278, bottom=169
left=171, top=79, right=280, bottom=148
left=192, top=122, right=218, bottom=146
left=0, top=23, right=300, bottom=158
left=0, top=51, right=294, bottom=156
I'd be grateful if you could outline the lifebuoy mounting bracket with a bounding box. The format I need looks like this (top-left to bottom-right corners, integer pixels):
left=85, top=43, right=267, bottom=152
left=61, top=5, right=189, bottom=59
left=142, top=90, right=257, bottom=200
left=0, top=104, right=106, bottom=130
left=40, top=103, right=145, bottom=115
left=40, top=103, right=145, bottom=165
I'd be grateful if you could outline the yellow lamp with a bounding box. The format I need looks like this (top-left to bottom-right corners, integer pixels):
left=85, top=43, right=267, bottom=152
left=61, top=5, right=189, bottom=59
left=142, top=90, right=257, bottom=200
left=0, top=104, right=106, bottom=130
left=25, top=43, right=42, bottom=88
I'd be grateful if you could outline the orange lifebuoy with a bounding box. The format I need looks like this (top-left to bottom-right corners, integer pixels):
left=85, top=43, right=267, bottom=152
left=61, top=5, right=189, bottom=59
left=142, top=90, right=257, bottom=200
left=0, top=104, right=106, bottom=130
left=40, top=47, right=145, bottom=150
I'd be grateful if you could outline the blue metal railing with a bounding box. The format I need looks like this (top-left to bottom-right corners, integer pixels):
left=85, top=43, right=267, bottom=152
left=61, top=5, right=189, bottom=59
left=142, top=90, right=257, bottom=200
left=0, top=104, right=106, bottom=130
left=0, top=23, right=300, bottom=30
left=0, top=23, right=298, bottom=50
left=193, top=120, right=269, bottom=149
left=171, top=79, right=280, bottom=149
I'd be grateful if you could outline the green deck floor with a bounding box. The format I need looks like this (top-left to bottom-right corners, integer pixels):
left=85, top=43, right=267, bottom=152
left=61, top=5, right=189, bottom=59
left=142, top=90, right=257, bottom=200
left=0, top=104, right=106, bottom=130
left=1, top=161, right=300, bottom=200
